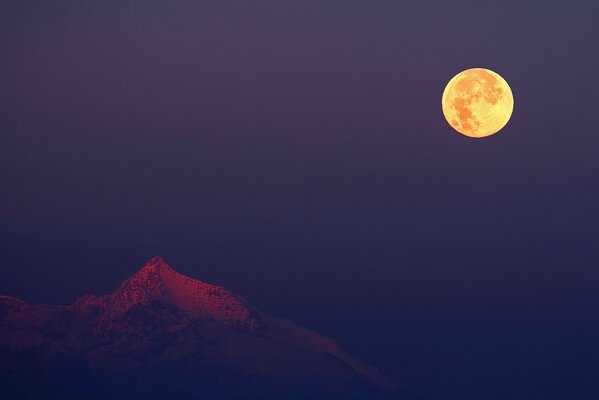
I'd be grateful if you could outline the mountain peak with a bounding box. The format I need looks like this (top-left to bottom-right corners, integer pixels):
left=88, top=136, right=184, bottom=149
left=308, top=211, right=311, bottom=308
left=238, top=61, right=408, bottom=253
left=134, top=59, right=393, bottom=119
left=142, top=255, right=174, bottom=273
left=79, top=257, right=264, bottom=333
left=0, top=256, right=394, bottom=393
left=125, top=256, right=182, bottom=291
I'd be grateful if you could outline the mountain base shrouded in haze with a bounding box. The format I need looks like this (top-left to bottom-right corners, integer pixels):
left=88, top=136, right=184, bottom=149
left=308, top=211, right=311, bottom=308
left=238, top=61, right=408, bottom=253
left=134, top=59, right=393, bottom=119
left=0, top=257, right=403, bottom=399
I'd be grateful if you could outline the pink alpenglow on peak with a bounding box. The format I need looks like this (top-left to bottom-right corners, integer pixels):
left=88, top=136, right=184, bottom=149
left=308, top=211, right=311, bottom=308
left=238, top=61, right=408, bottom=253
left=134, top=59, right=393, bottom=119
left=77, top=256, right=263, bottom=333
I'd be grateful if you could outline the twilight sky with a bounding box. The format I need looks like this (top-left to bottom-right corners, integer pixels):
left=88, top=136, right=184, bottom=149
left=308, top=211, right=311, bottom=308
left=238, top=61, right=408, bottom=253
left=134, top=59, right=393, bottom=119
left=1, top=1, right=599, bottom=399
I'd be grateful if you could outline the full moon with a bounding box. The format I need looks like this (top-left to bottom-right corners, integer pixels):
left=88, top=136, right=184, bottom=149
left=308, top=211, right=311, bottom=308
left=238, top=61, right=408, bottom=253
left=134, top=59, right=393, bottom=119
left=442, top=68, right=514, bottom=138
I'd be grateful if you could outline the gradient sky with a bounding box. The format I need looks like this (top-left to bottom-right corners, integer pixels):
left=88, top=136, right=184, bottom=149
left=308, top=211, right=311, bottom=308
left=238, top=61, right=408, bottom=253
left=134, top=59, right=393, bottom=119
left=1, top=1, right=599, bottom=399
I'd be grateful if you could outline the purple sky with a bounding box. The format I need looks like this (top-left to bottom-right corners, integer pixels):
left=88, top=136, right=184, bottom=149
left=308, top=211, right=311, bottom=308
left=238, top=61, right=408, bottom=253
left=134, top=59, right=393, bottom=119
left=2, top=1, right=599, bottom=399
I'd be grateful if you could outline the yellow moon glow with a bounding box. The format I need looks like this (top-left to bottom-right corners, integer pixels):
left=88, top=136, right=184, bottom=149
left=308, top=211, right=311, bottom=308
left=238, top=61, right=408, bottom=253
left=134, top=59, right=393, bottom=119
left=442, top=68, right=514, bottom=138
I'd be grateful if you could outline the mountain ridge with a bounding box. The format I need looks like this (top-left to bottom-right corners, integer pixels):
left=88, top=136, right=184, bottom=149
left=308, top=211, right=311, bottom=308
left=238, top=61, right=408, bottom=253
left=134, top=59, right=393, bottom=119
left=0, top=256, right=394, bottom=397
left=75, top=256, right=264, bottom=333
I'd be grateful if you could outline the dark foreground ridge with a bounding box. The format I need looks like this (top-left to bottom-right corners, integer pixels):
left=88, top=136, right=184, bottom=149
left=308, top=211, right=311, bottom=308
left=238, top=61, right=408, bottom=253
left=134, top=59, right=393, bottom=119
left=1, top=257, right=402, bottom=399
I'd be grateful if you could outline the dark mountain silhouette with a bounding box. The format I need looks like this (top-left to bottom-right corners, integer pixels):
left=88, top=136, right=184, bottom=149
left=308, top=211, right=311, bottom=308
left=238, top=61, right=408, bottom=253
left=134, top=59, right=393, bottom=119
left=0, top=257, right=400, bottom=399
